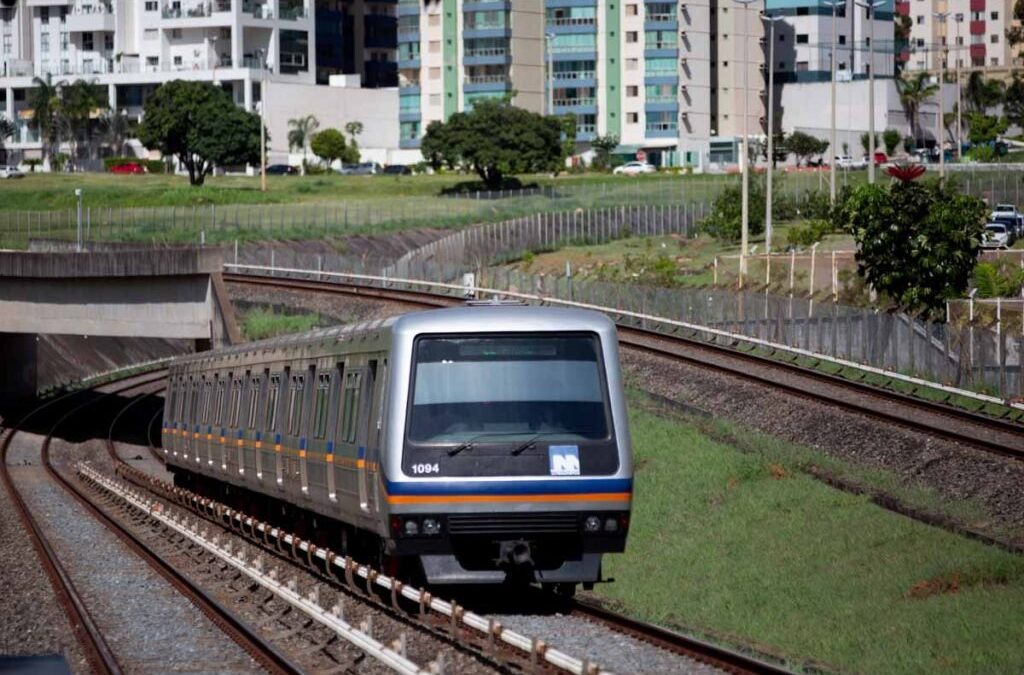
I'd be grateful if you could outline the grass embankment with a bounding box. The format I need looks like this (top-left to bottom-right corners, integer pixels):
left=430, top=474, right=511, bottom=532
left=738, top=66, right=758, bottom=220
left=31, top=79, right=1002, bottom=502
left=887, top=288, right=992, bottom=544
left=240, top=308, right=323, bottom=341
left=599, top=391, right=1024, bottom=673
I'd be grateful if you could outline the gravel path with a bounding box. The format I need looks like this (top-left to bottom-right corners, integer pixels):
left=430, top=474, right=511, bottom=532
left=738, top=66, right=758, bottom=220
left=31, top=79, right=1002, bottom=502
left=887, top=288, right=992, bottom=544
left=621, top=348, right=1024, bottom=545
left=7, top=432, right=261, bottom=674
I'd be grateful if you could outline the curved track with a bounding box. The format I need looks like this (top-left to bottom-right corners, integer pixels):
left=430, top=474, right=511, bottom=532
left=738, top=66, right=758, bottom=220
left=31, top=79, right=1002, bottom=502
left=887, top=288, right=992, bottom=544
left=1, top=372, right=303, bottom=675
left=224, top=272, right=1024, bottom=461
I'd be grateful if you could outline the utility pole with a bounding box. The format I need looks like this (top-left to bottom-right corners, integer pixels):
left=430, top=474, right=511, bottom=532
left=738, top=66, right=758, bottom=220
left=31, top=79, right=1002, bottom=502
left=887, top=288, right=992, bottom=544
left=545, top=32, right=556, bottom=116
left=762, top=13, right=783, bottom=254
left=954, top=14, right=963, bottom=162
left=734, top=0, right=757, bottom=274
left=824, top=0, right=841, bottom=203
left=257, top=48, right=268, bottom=192
left=856, top=0, right=884, bottom=184
left=933, top=11, right=949, bottom=179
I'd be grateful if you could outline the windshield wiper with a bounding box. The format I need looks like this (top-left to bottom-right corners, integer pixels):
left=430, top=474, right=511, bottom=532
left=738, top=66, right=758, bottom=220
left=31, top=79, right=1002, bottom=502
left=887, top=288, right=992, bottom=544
left=510, top=430, right=601, bottom=456
left=447, top=440, right=475, bottom=457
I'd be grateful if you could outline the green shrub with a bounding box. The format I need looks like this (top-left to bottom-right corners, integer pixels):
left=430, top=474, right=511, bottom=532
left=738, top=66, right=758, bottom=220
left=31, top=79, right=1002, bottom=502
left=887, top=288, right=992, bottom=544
left=786, top=220, right=831, bottom=248
left=24, top=159, right=41, bottom=172
left=51, top=153, right=68, bottom=172
left=973, top=260, right=1024, bottom=298
left=699, top=182, right=766, bottom=242
left=144, top=159, right=166, bottom=174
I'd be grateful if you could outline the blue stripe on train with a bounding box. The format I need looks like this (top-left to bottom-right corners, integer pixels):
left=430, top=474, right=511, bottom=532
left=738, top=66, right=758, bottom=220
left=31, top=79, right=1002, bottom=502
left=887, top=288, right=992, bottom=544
left=299, top=438, right=307, bottom=450
left=383, top=478, right=633, bottom=496
left=326, top=441, right=334, bottom=452
left=357, top=446, right=366, bottom=459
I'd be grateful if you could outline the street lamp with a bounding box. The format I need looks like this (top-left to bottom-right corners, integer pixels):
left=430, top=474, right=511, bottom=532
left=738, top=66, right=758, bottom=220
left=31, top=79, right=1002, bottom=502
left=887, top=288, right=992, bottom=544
left=761, top=12, right=784, bottom=254
left=823, top=0, right=842, bottom=204
left=545, top=32, right=556, bottom=116
left=933, top=11, right=949, bottom=179
left=255, top=47, right=267, bottom=192
left=855, top=0, right=884, bottom=185
left=733, top=0, right=758, bottom=275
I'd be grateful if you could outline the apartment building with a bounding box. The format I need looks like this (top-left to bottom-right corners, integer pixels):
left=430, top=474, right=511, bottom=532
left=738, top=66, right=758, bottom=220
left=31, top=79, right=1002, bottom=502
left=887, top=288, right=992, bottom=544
left=1, top=0, right=317, bottom=152
left=315, top=0, right=396, bottom=86
left=899, top=0, right=1016, bottom=73
left=397, top=0, right=768, bottom=168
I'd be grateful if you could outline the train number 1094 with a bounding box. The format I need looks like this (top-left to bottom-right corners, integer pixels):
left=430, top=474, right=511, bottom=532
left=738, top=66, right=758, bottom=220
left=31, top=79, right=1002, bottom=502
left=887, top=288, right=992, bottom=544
left=411, top=463, right=440, bottom=475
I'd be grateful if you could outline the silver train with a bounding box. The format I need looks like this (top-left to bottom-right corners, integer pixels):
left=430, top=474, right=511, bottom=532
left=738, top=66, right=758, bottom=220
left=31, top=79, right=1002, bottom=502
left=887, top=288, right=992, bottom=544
left=162, top=304, right=633, bottom=588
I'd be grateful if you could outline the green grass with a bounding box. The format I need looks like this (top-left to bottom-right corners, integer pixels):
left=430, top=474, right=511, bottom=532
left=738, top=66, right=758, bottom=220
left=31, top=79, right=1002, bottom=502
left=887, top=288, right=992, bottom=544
left=595, top=392, right=1024, bottom=673
left=240, top=308, right=323, bottom=341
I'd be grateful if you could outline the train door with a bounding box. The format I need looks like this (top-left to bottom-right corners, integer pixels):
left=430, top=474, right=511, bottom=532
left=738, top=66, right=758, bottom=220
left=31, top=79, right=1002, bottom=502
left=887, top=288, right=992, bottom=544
left=324, top=364, right=344, bottom=502
left=364, top=359, right=386, bottom=513
left=356, top=361, right=377, bottom=513
left=227, top=374, right=244, bottom=473
left=299, top=365, right=316, bottom=495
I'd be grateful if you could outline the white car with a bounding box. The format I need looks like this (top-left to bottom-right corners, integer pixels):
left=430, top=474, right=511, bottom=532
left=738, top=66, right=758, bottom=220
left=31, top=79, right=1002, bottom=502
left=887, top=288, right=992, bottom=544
left=613, top=161, right=657, bottom=176
left=981, top=223, right=1011, bottom=249
left=0, top=165, right=25, bottom=179
left=990, top=204, right=1024, bottom=236
left=834, top=156, right=867, bottom=169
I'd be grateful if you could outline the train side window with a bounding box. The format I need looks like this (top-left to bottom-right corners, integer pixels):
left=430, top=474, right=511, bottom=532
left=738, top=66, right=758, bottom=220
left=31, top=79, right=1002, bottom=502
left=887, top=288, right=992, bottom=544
left=313, top=372, right=331, bottom=439
left=213, top=376, right=226, bottom=425
left=328, top=364, right=345, bottom=441
left=247, top=373, right=262, bottom=430
left=229, top=376, right=244, bottom=427
left=199, top=377, right=210, bottom=424
left=288, top=374, right=305, bottom=436
left=189, top=378, right=200, bottom=424
left=266, top=374, right=281, bottom=432
left=341, top=371, right=362, bottom=444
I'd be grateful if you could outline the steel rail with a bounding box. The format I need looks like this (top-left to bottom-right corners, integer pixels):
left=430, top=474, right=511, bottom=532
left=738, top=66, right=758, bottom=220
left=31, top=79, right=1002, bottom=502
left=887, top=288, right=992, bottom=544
left=222, top=270, right=1024, bottom=461
left=0, top=375, right=167, bottom=675
left=47, top=375, right=307, bottom=675
left=571, top=599, right=793, bottom=675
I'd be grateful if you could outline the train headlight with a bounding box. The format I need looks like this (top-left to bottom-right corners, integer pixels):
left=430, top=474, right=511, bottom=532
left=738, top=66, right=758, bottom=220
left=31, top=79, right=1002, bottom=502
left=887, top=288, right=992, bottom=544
left=604, top=517, right=618, bottom=533
left=584, top=516, right=601, bottom=532
left=422, top=518, right=441, bottom=535
left=403, top=519, right=419, bottom=536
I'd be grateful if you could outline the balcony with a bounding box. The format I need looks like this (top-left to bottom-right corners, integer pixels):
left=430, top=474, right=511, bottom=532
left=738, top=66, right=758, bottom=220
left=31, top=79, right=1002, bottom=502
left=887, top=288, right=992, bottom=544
left=242, top=0, right=275, bottom=18
left=553, top=97, right=597, bottom=111
left=547, top=16, right=596, bottom=28
left=896, top=0, right=909, bottom=15
left=969, top=0, right=985, bottom=11
left=970, top=20, right=985, bottom=35
left=464, top=46, right=510, bottom=65
left=553, top=69, right=596, bottom=83
left=67, top=4, right=115, bottom=32
left=970, top=43, right=986, bottom=59
left=464, top=72, right=511, bottom=92
left=161, top=1, right=231, bottom=18
left=646, top=121, right=678, bottom=136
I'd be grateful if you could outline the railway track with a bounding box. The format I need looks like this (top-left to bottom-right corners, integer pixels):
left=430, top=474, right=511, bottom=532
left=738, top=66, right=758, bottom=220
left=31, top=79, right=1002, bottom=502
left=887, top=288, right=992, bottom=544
left=223, top=272, right=1024, bottom=461
left=1, top=372, right=303, bottom=675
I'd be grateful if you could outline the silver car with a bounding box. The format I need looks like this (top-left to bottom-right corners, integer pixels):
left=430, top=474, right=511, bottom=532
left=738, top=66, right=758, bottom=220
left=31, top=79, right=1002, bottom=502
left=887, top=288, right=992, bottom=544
left=0, top=165, right=25, bottom=179
left=982, top=223, right=1011, bottom=249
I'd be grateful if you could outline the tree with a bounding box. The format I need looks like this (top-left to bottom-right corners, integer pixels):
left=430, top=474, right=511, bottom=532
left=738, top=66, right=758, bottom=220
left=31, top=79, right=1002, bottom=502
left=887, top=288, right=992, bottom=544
left=966, top=112, right=1008, bottom=145
left=1004, top=72, right=1024, bottom=128
left=27, top=74, right=61, bottom=163
left=860, top=132, right=871, bottom=155
left=60, top=79, right=106, bottom=159
left=591, top=134, right=619, bottom=170
left=882, top=128, right=901, bottom=156
left=894, top=14, right=913, bottom=75
left=700, top=180, right=766, bottom=242
left=420, top=99, right=563, bottom=189
left=0, top=117, right=14, bottom=149
left=897, top=72, right=939, bottom=145
left=1007, top=0, right=1024, bottom=47
left=788, top=131, right=829, bottom=166
left=287, top=114, right=319, bottom=174
left=138, top=80, right=262, bottom=186
left=964, top=72, right=1005, bottom=113
left=344, top=121, right=363, bottom=140
left=310, top=128, right=359, bottom=166
left=842, top=174, right=987, bottom=316
left=762, top=131, right=789, bottom=167
left=98, top=110, right=133, bottom=156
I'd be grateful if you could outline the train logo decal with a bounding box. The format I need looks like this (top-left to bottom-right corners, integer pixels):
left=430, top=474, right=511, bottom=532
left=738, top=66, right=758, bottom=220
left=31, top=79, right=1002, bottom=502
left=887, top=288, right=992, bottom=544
left=548, top=445, right=581, bottom=476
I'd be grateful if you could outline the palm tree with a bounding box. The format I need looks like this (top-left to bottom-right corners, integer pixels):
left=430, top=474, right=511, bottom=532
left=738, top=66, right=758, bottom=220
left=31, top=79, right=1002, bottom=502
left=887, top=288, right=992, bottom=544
left=964, top=72, right=1005, bottom=113
left=98, top=109, right=133, bottom=156
left=897, top=72, right=939, bottom=147
left=27, top=74, right=61, bottom=163
left=287, top=114, right=319, bottom=174
left=61, top=79, right=106, bottom=159
left=0, top=116, right=15, bottom=164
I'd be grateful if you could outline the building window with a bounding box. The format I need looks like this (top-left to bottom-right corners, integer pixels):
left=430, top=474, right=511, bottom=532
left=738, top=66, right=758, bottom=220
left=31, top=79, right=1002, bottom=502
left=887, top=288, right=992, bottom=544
left=627, top=112, right=639, bottom=123
left=991, top=57, right=1000, bottom=65
left=171, top=28, right=182, bottom=39
left=429, top=93, right=440, bottom=105
left=82, top=32, right=93, bottom=51
left=838, top=35, right=846, bottom=44
left=61, top=31, right=68, bottom=50
left=991, top=11, right=999, bottom=19
left=40, top=7, right=49, bottom=24
left=104, top=34, right=113, bottom=51
left=429, top=66, right=440, bottom=79
left=174, top=55, right=182, bottom=66
left=865, top=37, right=870, bottom=46
left=626, top=31, right=638, bottom=43
left=625, top=57, right=639, bottom=71
left=626, top=4, right=638, bottom=16
left=40, top=33, right=49, bottom=52
left=144, top=28, right=158, bottom=40
left=626, top=85, right=639, bottom=96
left=991, top=34, right=999, bottom=43
left=916, top=38, right=925, bottom=47
left=145, top=1, right=157, bottom=9
left=915, top=15, right=924, bottom=24
left=796, top=34, right=808, bottom=44
left=796, top=61, right=809, bottom=71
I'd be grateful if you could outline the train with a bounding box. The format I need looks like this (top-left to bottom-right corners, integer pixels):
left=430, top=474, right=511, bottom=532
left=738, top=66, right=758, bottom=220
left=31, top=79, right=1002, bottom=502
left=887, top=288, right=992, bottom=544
left=161, top=304, right=633, bottom=592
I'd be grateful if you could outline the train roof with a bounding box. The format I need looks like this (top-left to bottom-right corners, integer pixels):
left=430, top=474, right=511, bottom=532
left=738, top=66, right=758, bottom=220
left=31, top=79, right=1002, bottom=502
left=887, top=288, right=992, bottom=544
left=170, top=304, right=614, bottom=369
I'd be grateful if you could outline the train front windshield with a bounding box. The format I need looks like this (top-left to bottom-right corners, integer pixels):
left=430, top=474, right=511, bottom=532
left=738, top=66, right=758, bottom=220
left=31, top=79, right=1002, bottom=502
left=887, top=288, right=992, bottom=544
left=408, top=334, right=611, bottom=444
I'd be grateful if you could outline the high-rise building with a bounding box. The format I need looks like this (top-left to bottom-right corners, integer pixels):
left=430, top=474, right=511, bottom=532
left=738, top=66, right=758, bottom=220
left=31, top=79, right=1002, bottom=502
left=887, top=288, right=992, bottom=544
left=315, top=0, right=397, bottom=87
left=397, top=0, right=769, bottom=168
left=899, top=0, right=1016, bottom=74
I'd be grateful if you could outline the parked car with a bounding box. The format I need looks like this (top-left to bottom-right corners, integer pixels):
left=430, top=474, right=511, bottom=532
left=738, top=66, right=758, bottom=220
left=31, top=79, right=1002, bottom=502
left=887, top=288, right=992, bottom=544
left=382, top=164, right=413, bottom=175
left=991, top=204, right=1024, bottom=236
left=265, top=164, right=298, bottom=175
left=109, top=162, right=145, bottom=174
left=613, top=161, right=657, bottom=176
left=872, top=151, right=888, bottom=166
left=981, top=223, right=1013, bottom=249
left=0, top=165, right=25, bottom=179
left=834, top=155, right=867, bottom=169
left=339, top=162, right=382, bottom=175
